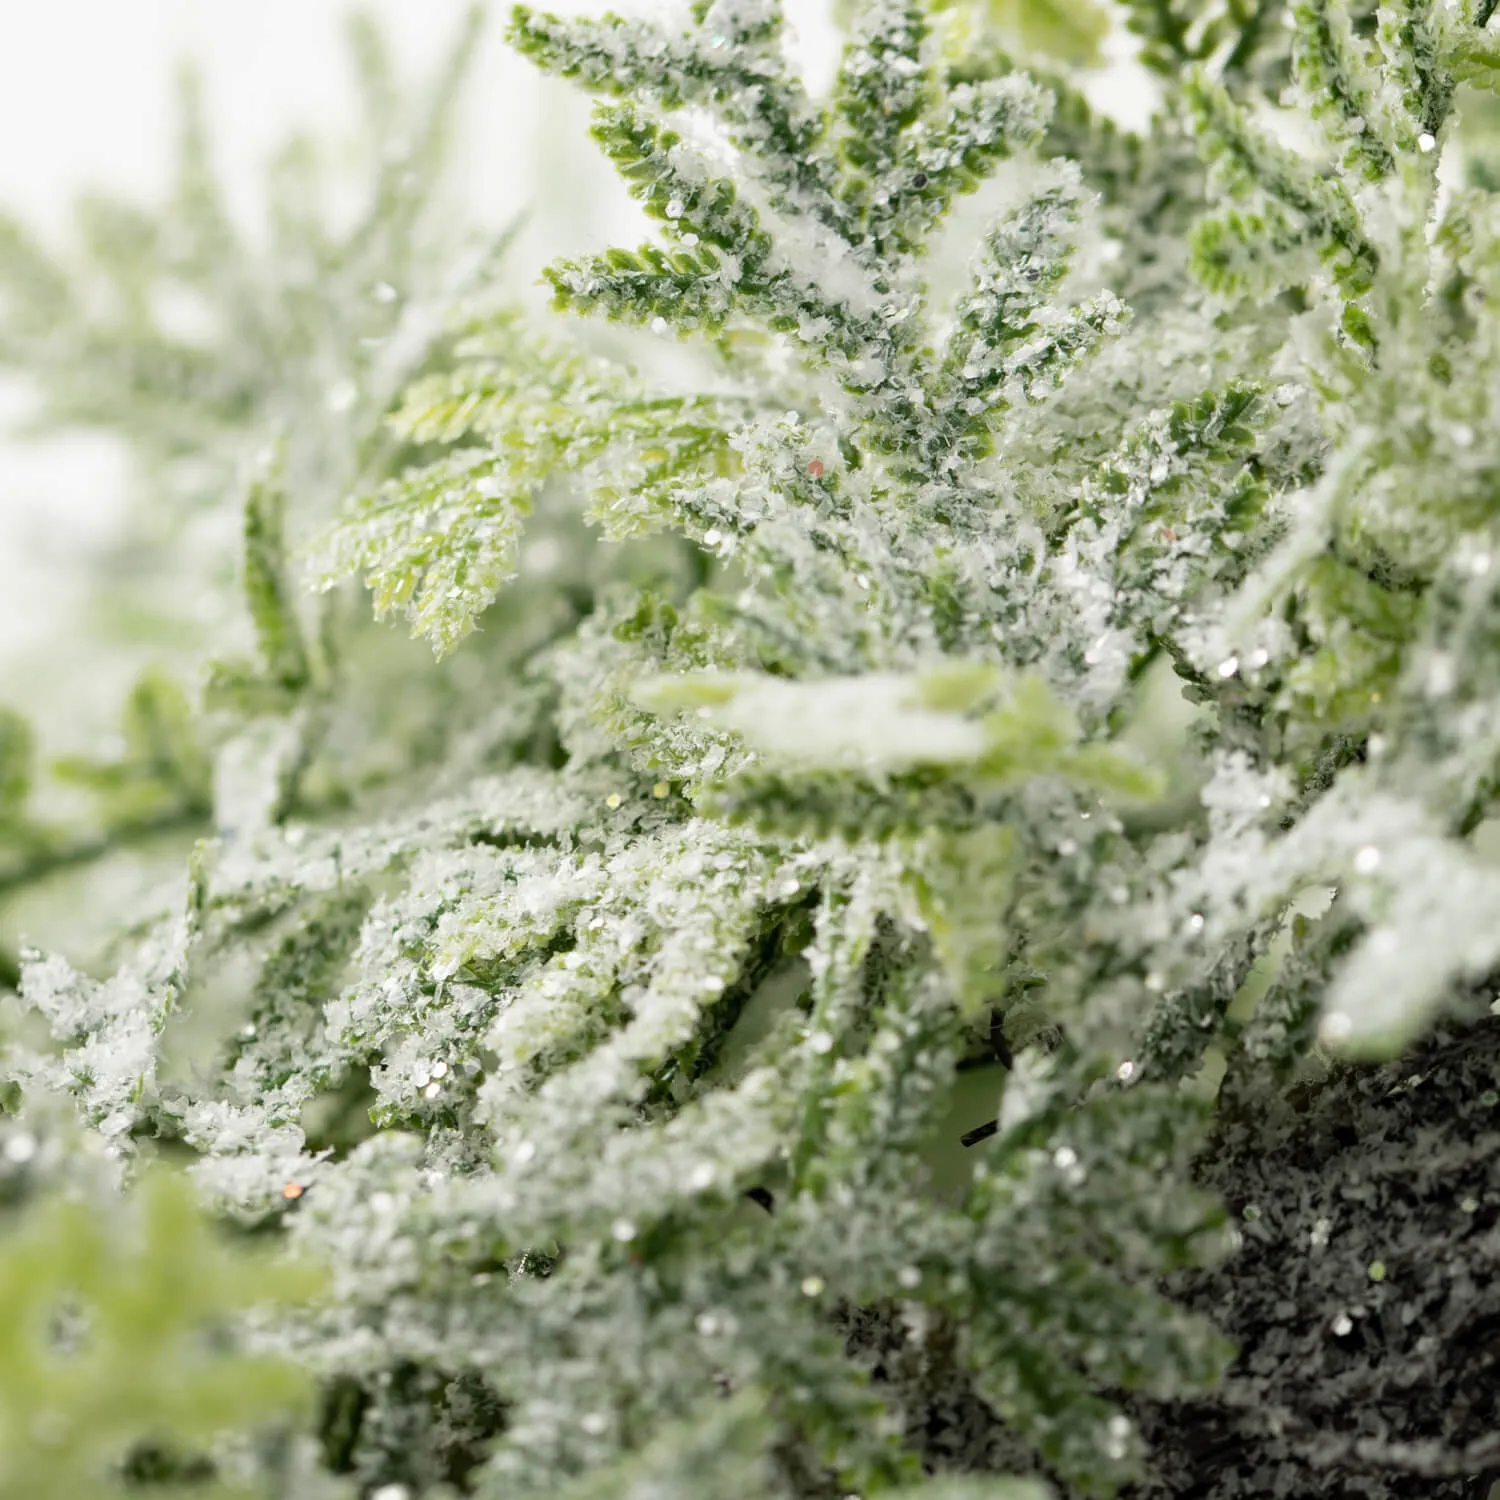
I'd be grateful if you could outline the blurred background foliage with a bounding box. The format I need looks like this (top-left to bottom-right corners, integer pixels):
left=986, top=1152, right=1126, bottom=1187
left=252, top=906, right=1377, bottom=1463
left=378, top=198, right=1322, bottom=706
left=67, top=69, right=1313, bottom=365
left=0, top=1161, right=328, bottom=1500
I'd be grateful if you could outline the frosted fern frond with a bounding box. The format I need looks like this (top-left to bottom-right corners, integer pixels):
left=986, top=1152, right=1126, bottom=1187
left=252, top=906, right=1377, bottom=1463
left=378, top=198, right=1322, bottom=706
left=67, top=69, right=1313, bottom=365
left=317, top=448, right=535, bottom=657
left=1184, top=1, right=1481, bottom=308
left=318, top=311, right=745, bottom=651
left=1187, top=198, right=1327, bottom=296
left=205, top=452, right=324, bottom=718
left=281, top=22, right=1268, bottom=1487
left=1055, top=380, right=1274, bottom=699
left=238, top=458, right=315, bottom=694
left=510, top=0, right=835, bottom=226
left=513, top=0, right=1057, bottom=381
left=240, top=830, right=1225, bottom=1500
left=1377, top=0, right=1459, bottom=135
left=55, top=747, right=1227, bottom=1500
left=1186, top=70, right=1381, bottom=297
left=330, top=2, right=1135, bottom=679
left=636, top=665, right=1161, bottom=794
left=941, top=164, right=1126, bottom=460
left=9, top=849, right=209, bottom=1151
left=831, top=2, right=933, bottom=242
left=1290, top=0, right=1407, bottom=180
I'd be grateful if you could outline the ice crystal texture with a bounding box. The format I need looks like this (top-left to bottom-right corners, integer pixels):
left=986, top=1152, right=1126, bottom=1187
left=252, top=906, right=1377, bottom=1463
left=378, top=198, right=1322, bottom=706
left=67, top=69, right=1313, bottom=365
left=7, top=1, right=1500, bottom=1497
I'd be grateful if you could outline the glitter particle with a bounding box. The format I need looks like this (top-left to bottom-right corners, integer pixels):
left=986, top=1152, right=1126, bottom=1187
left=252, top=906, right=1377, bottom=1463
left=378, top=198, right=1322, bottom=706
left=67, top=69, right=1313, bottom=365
left=801, top=1275, right=826, bottom=1297
left=282, top=1182, right=305, bottom=1201
left=1332, top=1312, right=1353, bottom=1336
left=1354, top=845, right=1382, bottom=875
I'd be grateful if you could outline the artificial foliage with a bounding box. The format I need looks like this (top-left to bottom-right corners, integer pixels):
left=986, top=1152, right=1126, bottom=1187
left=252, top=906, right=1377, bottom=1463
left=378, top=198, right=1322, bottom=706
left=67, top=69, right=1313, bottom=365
left=7, top=1, right=1500, bottom=1497
left=0, top=1160, right=326, bottom=1500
